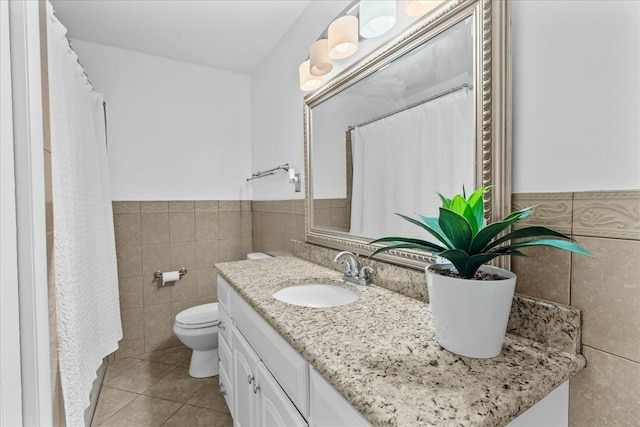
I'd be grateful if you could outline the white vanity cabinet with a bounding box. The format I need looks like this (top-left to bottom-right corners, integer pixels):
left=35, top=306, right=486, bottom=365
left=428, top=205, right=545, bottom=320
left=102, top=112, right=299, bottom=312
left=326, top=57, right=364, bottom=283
left=219, top=277, right=308, bottom=427
left=218, top=276, right=371, bottom=427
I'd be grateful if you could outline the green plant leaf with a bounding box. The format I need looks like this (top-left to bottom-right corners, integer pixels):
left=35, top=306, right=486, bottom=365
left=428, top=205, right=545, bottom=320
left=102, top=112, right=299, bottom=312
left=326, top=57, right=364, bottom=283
left=469, top=206, right=537, bottom=254
left=496, top=239, right=595, bottom=257
left=467, top=187, right=488, bottom=231
left=438, top=208, right=473, bottom=252
left=449, top=194, right=469, bottom=215
left=434, top=249, right=469, bottom=277
left=463, top=253, right=503, bottom=278
left=486, top=226, right=572, bottom=251
left=438, top=193, right=452, bottom=209
left=418, top=215, right=454, bottom=248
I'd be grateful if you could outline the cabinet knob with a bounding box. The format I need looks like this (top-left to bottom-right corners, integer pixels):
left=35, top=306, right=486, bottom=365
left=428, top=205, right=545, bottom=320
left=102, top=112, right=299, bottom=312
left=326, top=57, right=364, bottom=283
left=247, top=374, right=254, bottom=384
left=252, top=383, right=260, bottom=394
left=219, top=322, right=226, bottom=331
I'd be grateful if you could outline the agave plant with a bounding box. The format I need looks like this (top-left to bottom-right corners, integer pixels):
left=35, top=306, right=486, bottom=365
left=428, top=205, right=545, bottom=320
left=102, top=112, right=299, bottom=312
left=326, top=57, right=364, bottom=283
left=370, top=187, right=593, bottom=279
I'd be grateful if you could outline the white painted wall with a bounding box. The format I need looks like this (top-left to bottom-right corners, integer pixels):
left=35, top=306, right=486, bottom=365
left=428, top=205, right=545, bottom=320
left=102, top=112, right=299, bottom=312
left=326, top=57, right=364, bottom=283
left=251, top=0, right=640, bottom=200
left=250, top=0, right=349, bottom=200
left=70, top=39, right=253, bottom=201
left=250, top=0, right=431, bottom=200
left=512, top=0, right=640, bottom=192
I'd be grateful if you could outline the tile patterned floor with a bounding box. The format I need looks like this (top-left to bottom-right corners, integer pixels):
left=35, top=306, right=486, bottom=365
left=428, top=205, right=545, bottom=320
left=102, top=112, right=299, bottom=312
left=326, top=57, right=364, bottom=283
left=91, top=346, right=233, bottom=427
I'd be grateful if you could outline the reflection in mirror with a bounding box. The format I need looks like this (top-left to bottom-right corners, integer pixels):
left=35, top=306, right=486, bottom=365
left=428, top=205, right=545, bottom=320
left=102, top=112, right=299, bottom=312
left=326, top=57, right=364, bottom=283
left=305, top=0, right=510, bottom=269
left=311, top=18, right=474, bottom=240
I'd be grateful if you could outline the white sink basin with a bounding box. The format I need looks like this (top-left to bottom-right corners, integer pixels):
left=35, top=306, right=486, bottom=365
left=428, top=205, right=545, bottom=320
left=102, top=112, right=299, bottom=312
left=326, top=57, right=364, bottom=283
left=272, top=284, right=359, bottom=308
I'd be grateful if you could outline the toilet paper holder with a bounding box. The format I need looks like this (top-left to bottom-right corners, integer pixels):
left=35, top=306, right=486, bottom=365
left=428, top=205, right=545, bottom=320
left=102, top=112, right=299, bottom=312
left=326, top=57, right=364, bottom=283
left=154, top=268, right=187, bottom=280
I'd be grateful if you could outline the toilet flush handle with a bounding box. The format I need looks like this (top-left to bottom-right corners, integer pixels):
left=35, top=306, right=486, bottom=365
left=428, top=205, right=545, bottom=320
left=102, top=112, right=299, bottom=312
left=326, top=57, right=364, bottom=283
left=218, top=321, right=226, bottom=331
left=248, top=374, right=254, bottom=384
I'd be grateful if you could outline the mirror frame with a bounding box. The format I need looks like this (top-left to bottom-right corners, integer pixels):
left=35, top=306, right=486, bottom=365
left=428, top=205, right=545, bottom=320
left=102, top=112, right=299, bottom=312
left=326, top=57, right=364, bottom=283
left=304, top=0, right=511, bottom=270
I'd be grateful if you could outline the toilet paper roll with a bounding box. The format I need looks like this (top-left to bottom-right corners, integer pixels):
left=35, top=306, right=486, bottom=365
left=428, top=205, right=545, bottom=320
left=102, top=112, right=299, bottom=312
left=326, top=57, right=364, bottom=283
left=162, top=270, right=181, bottom=285
left=288, top=168, right=296, bottom=181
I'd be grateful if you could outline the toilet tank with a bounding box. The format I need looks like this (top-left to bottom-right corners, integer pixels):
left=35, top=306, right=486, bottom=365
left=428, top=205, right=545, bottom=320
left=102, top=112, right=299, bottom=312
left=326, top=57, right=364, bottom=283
left=247, top=252, right=271, bottom=260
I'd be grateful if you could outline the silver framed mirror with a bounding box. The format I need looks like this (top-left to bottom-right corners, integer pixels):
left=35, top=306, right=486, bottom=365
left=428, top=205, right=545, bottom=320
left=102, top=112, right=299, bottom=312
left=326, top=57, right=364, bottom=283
left=304, top=0, right=511, bottom=270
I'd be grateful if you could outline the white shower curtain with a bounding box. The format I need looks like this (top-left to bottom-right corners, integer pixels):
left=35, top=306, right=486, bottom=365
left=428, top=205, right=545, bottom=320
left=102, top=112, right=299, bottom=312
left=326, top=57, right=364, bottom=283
left=47, top=3, right=122, bottom=426
left=350, top=88, right=475, bottom=240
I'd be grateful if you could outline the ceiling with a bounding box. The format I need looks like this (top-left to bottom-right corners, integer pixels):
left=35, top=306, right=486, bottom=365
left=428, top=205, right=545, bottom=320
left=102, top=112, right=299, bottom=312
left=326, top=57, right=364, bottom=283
left=50, top=0, right=312, bottom=75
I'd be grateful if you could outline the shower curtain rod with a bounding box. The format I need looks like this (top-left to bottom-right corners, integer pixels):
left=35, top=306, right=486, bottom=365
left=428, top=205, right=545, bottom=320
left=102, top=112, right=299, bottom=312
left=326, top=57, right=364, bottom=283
left=346, top=83, right=472, bottom=131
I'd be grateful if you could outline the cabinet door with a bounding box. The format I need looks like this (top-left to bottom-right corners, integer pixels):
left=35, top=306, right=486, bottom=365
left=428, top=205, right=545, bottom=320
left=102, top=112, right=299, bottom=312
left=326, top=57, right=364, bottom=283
left=219, top=365, right=234, bottom=417
left=257, top=361, right=307, bottom=427
left=232, top=326, right=259, bottom=427
left=219, top=335, right=234, bottom=414
left=309, top=368, right=371, bottom=427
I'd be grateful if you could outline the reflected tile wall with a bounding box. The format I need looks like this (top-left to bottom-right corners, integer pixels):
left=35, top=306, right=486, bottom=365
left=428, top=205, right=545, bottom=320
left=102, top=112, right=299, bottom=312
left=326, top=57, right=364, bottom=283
left=112, top=200, right=251, bottom=357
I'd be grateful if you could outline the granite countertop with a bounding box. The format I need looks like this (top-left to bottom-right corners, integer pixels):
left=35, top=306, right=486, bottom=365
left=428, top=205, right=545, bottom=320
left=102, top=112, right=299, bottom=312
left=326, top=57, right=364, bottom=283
left=215, top=256, right=586, bottom=427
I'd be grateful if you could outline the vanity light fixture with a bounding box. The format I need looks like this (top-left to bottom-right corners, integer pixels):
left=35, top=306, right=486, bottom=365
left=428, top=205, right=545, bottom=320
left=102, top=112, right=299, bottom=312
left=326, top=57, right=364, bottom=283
left=328, top=15, right=359, bottom=59
left=309, top=39, right=333, bottom=76
left=405, top=0, right=445, bottom=17
left=359, top=0, right=397, bottom=38
left=299, top=60, right=322, bottom=92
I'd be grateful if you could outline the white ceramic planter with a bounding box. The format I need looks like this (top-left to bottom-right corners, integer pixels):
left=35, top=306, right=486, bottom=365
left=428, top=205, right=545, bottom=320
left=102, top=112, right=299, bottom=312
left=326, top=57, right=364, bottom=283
left=426, top=264, right=517, bottom=358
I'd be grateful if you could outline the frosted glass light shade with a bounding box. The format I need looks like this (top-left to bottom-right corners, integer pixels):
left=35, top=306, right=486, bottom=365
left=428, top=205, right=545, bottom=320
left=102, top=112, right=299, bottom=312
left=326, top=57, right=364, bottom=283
left=299, top=60, right=322, bottom=92
left=328, top=15, right=358, bottom=59
left=309, top=39, right=333, bottom=76
left=405, top=0, right=444, bottom=17
left=359, top=0, right=396, bottom=38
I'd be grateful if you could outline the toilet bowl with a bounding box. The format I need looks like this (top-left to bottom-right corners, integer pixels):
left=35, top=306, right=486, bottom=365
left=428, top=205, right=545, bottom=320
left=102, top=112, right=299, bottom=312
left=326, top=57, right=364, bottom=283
left=173, top=303, right=219, bottom=378
left=173, top=253, right=271, bottom=378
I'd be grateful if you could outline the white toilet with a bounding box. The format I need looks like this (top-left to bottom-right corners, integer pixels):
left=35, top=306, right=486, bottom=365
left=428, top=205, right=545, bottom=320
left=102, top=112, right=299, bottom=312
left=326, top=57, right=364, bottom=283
left=173, top=252, right=271, bottom=378
left=173, top=303, right=220, bottom=378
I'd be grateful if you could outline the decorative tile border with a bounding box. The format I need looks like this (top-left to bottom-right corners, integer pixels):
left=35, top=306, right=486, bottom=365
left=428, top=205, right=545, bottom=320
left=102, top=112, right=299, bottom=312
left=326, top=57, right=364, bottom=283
left=511, top=193, right=573, bottom=234
left=511, top=190, right=640, bottom=240
left=573, top=191, right=640, bottom=240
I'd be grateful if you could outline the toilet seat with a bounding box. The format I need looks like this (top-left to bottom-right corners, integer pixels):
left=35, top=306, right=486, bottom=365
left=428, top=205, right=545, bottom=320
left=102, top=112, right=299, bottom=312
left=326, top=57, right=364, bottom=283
left=175, top=303, right=219, bottom=329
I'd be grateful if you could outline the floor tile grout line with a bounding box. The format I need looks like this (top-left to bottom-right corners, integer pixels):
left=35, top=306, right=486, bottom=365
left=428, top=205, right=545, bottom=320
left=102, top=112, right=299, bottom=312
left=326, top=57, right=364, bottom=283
left=102, top=362, right=181, bottom=396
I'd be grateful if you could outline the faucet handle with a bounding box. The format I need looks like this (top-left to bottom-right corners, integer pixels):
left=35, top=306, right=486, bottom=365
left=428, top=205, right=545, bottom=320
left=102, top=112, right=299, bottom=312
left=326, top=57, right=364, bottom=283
left=358, top=265, right=373, bottom=283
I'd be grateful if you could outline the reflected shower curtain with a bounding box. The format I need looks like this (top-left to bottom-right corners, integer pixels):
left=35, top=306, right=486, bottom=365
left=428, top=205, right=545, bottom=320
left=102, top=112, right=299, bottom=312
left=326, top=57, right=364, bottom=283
left=350, top=88, right=475, bottom=240
left=47, top=3, right=122, bottom=425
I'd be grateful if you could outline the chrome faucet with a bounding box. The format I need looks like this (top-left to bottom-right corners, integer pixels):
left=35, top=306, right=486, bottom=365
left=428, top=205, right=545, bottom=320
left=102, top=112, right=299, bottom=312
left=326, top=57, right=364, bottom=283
left=332, top=251, right=373, bottom=286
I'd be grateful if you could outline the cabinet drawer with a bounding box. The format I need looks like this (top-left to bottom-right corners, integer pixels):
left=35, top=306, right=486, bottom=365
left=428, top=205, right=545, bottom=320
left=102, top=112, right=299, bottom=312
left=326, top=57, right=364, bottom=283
left=217, top=275, right=232, bottom=312
left=219, top=334, right=232, bottom=379
left=218, top=304, right=232, bottom=345
left=232, top=292, right=309, bottom=417
left=219, top=365, right=234, bottom=416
